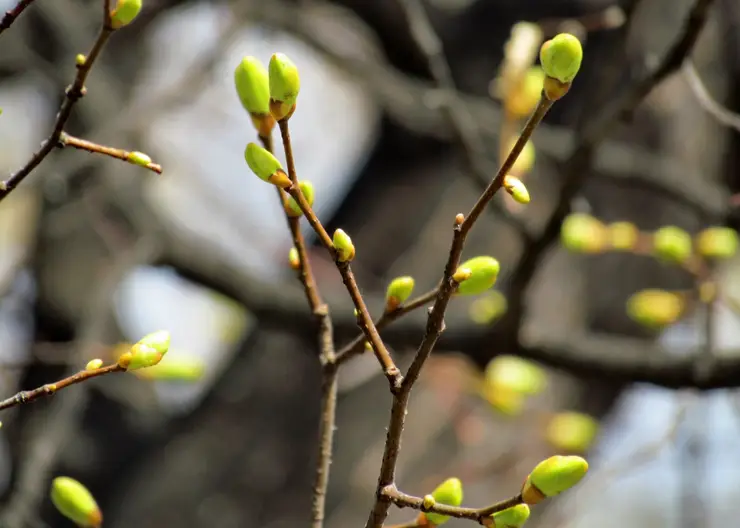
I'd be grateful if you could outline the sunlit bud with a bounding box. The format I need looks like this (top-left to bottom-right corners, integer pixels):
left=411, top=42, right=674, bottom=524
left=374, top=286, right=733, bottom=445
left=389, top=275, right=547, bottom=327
left=110, top=0, right=142, bottom=29
left=85, top=359, right=103, bottom=371
left=608, top=221, right=639, bottom=251
left=244, top=143, right=291, bottom=188
left=490, top=504, right=530, bottom=528
left=522, top=455, right=588, bottom=504
left=333, top=229, right=355, bottom=262
left=695, top=227, right=739, bottom=260
left=269, top=53, right=300, bottom=120
left=385, top=276, right=415, bottom=311
left=288, top=247, right=301, bottom=270
left=503, top=175, right=530, bottom=204
left=454, top=256, right=501, bottom=296
left=627, top=288, right=684, bottom=329
left=560, top=213, right=607, bottom=254
left=50, top=477, right=102, bottom=527
left=426, top=478, right=464, bottom=526
left=127, top=151, right=152, bottom=167
left=117, top=330, right=171, bottom=371
left=540, top=33, right=583, bottom=83
left=652, top=226, right=692, bottom=264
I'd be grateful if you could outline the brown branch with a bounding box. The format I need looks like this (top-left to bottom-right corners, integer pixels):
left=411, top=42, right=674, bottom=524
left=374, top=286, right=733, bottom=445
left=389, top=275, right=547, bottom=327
left=278, top=119, right=402, bottom=389
left=0, top=0, right=36, bottom=35
left=384, top=486, right=523, bottom=525
left=508, top=0, right=718, bottom=316
left=58, top=132, right=163, bottom=174
left=259, top=132, right=336, bottom=528
left=683, top=60, right=740, bottom=132
left=0, top=0, right=115, bottom=201
left=0, top=363, right=124, bottom=412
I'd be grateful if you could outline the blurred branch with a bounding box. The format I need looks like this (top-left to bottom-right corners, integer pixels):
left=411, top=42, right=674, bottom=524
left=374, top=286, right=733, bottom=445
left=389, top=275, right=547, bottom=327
left=246, top=0, right=728, bottom=218
left=508, top=0, right=718, bottom=315
left=0, top=0, right=115, bottom=202
left=683, top=60, right=740, bottom=132
left=59, top=133, right=163, bottom=174
left=0, top=0, right=35, bottom=36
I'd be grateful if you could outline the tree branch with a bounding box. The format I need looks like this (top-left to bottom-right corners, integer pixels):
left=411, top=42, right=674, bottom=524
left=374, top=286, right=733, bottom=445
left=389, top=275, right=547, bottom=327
left=58, top=132, right=163, bottom=174
left=0, top=0, right=36, bottom=36
left=683, top=59, right=740, bottom=132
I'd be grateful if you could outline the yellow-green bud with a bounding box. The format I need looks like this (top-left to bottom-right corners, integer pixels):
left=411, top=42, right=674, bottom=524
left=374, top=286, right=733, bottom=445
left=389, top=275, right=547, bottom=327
left=422, top=494, right=436, bottom=510
left=118, top=330, right=170, bottom=371
left=503, top=175, right=530, bottom=204
left=50, top=477, right=102, bottom=527
left=508, top=140, right=536, bottom=177
left=560, top=213, right=607, bottom=254
left=482, top=384, right=525, bottom=416
left=652, top=226, right=692, bottom=264
left=269, top=53, right=300, bottom=120
left=333, top=229, right=355, bottom=262
left=539, top=33, right=583, bottom=83
left=85, top=359, right=103, bottom=371
left=426, top=478, right=464, bottom=526
left=491, top=504, right=530, bottom=528
left=522, top=455, right=588, bottom=504
left=545, top=412, right=599, bottom=453
left=454, top=256, right=500, bottom=296
left=244, top=143, right=291, bottom=188
left=127, top=151, right=152, bottom=167
left=485, top=355, right=547, bottom=396
left=110, top=0, right=142, bottom=29
left=75, top=54, right=86, bottom=66
left=134, top=357, right=205, bottom=382
left=288, top=247, right=301, bottom=270
left=234, top=56, right=271, bottom=116
left=468, top=291, right=508, bottom=325
left=285, top=181, right=314, bottom=217
left=627, top=289, right=684, bottom=329
left=385, top=276, right=415, bottom=311
left=506, top=67, right=545, bottom=118
left=608, top=221, right=639, bottom=251
left=696, top=227, right=739, bottom=260
left=452, top=267, right=473, bottom=284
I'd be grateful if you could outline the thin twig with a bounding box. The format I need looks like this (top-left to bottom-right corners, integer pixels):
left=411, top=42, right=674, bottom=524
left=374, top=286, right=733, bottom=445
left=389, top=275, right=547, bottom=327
left=683, top=60, right=740, bottom=132
left=0, top=0, right=36, bottom=35
left=0, top=363, right=124, bottom=412
left=384, top=486, right=524, bottom=525
left=259, top=132, right=337, bottom=528
left=277, top=119, right=403, bottom=389
left=335, top=288, right=438, bottom=365
left=58, top=132, right=163, bottom=174
left=0, top=0, right=115, bottom=201
left=508, top=0, right=717, bottom=317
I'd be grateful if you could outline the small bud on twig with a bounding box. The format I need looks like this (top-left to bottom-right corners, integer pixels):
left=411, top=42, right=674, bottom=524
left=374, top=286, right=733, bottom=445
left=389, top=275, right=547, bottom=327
left=269, top=53, right=301, bottom=121
left=426, top=478, right=464, bottom=526
left=50, top=477, right=102, bottom=527
left=652, top=226, right=692, bottom=264
left=285, top=181, right=315, bottom=217
left=607, top=221, right=639, bottom=251
left=385, top=276, right=415, bottom=312
left=539, top=33, right=583, bottom=84
left=127, top=151, right=152, bottom=167
left=490, top=504, right=530, bottom=528
left=333, top=229, right=355, bottom=262
left=521, top=455, right=588, bottom=505
left=234, top=56, right=275, bottom=137
left=85, top=359, right=103, bottom=371
left=503, top=175, right=530, bottom=204
left=560, top=213, right=607, bottom=254
left=695, top=227, right=739, bottom=260
left=244, top=143, right=291, bottom=188
left=288, top=247, right=301, bottom=270
left=110, top=0, right=142, bottom=29
left=454, top=256, right=501, bottom=296
left=117, top=330, right=171, bottom=371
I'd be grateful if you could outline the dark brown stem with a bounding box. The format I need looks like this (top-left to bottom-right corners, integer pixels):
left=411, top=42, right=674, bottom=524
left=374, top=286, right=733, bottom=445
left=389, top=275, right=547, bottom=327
left=0, top=11, right=115, bottom=201
left=0, top=363, right=124, bottom=411
left=260, top=132, right=336, bottom=528
left=58, top=133, right=163, bottom=174
left=335, top=288, right=438, bottom=365
left=384, top=486, right=524, bottom=525
left=0, top=0, right=35, bottom=35
left=278, top=119, right=402, bottom=389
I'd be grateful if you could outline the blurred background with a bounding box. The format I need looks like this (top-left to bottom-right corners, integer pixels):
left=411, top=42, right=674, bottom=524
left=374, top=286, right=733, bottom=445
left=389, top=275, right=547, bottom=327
left=0, top=0, right=739, bottom=526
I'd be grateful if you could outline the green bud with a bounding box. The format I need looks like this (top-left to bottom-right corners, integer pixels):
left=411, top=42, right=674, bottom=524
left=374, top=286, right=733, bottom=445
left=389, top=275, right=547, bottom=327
left=546, top=412, right=599, bottom=453
left=608, top=221, right=639, bottom=251
left=491, top=504, right=530, bottom=528
left=333, top=229, right=355, bottom=262
left=134, top=357, right=205, bottom=382
left=244, top=143, right=291, bottom=188
left=469, top=291, right=508, bottom=325
left=503, top=175, right=530, bottom=204
left=652, top=226, right=692, bottom=264
left=560, top=213, right=607, bottom=254
left=127, top=151, right=152, bottom=167
left=422, top=494, right=436, bottom=510
left=234, top=56, right=271, bottom=116
left=288, top=247, right=301, bottom=270
left=285, top=181, right=315, bottom=217
left=426, top=477, right=464, bottom=526
left=50, top=477, right=102, bottom=527
left=485, top=355, right=546, bottom=396
left=118, top=330, right=171, bottom=371
left=269, top=53, right=300, bottom=120
left=110, top=0, right=142, bottom=29
left=75, top=54, right=86, bottom=66
left=85, top=359, right=103, bottom=371
left=539, top=33, right=583, bottom=83
left=454, top=256, right=500, bottom=296
left=627, top=288, right=684, bottom=329
left=696, top=227, right=739, bottom=260
left=385, top=276, right=415, bottom=311
left=522, top=455, right=588, bottom=504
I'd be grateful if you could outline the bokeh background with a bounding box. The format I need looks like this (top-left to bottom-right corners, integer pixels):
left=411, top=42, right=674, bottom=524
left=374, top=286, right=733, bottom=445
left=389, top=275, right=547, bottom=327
left=0, top=0, right=739, bottom=527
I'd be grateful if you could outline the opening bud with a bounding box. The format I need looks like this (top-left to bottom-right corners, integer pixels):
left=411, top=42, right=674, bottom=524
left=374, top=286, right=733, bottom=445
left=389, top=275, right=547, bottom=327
left=540, top=33, right=583, bottom=84
left=485, top=355, right=547, bottom=396
left=118, top=330, right=171, bottom=371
